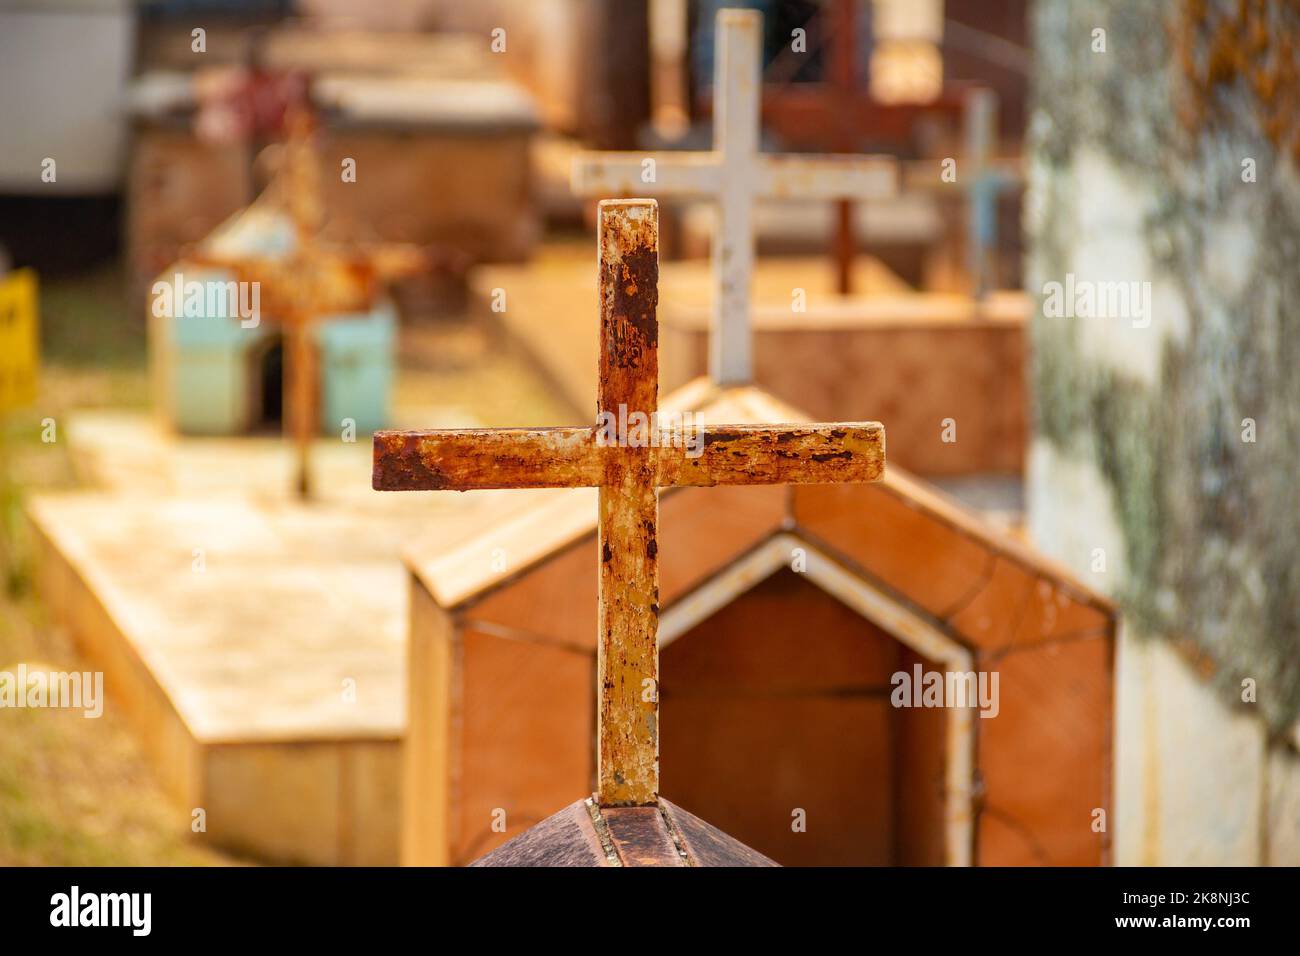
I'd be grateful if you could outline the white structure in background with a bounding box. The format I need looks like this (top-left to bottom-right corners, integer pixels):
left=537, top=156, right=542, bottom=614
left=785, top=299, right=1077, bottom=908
left=0, top=0, right=135, bottom=193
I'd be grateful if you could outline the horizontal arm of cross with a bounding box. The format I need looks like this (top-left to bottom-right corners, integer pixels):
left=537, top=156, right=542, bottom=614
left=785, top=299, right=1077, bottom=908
left=361, top=244, right=431, bottom=281
left=571, top=152, right=723, bottom=198
left=900, top=158, right=1025, bottom=193
left=759, top=154, right=897, bottom=201
left=373, top=427, right=602, bottom=489
left=372, top=422, right=884, bottom=491
left=660, top=423, right=884, bottom=486
left=183, top=252, right=280, bottom=279
left=182, top=250, right=379, bottom=321
left=178, top=253, right=306, bottom=318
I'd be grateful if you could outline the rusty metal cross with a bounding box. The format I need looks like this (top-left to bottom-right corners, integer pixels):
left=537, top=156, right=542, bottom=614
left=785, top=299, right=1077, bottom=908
left=188, top=110, right=425, bottom=498
left=373, top=199, right=884, bottom=807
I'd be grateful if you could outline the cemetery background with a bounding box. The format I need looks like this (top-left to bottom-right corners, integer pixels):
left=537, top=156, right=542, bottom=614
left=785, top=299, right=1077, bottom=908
left=0, top=0, right=1294, bottom=866
left=0, top=210, right=569, bottom=865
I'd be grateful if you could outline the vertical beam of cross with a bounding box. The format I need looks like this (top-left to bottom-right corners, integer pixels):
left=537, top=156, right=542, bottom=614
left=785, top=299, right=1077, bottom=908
left=828, top=0, right=862, bottom=297
left=281, top=108, right=325, bottom=243
left=711, top=9, right=760, bottom=390
left=285, top=304, right=318, bottom=499
left=964, top=87, right=998, bottom=300
left=596, top=200, right=661, bottom=805
left=571, top=8, right=897, bottom=388
left=899, top=86, right=1022, bottom=300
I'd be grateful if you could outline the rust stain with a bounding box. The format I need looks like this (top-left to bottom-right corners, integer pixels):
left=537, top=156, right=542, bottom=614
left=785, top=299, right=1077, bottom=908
left=599, top=200, right=660, bottom=383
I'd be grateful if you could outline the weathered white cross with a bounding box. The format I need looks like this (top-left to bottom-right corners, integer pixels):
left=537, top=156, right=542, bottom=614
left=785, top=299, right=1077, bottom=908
left=373, top=199, right=884, bottom=807
left=903, top=88, right=1024, bottom=299
left=571, top=8, right=897, bottom=386
left=959, top=88, right=1022, bottom=299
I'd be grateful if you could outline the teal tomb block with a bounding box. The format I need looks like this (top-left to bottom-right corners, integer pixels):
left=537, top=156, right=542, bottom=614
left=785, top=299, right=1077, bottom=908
left=157, top=208, right=397, bottom=437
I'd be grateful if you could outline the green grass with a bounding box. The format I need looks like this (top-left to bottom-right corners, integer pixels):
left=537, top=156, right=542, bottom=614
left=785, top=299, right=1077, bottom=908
left=37, top=263, right=145, bottom=369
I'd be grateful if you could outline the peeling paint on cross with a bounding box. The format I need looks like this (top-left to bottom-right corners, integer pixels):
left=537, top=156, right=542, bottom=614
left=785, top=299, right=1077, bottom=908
left=373, top=199, right=885, bottom=807
left=571, top=8, right=898, bottom=387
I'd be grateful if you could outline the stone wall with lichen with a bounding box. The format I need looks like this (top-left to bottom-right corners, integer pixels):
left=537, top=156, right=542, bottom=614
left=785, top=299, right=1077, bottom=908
left=1026, top=0, right=1300, bottom=732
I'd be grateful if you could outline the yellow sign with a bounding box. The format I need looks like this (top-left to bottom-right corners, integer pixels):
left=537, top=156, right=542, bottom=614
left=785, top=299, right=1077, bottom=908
left=0, top=269, right=39, bottom=412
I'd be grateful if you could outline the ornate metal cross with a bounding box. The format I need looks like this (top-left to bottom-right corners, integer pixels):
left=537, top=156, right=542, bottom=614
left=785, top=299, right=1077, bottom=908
left=571, top=8, right=897, bottom=387
left=373, top=199, right=884, bottom=807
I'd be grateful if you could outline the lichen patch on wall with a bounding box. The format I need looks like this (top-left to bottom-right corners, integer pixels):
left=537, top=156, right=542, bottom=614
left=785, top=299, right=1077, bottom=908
left=1028, top=0, right=1300, bottom=731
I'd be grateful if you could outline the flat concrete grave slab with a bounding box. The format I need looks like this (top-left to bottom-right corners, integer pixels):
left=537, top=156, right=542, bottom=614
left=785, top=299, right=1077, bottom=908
left=27, top=484, right=533, bottom=865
